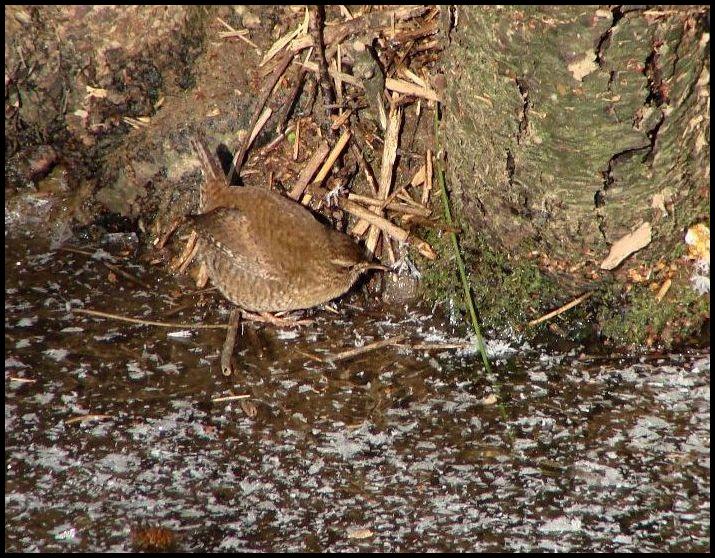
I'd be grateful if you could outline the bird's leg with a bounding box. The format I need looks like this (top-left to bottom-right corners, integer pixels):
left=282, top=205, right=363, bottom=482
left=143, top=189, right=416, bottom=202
left=220, top=308, right=241, bottom=376
left=156, top=215, right=187, bottom=250
left=195, top=260, right=209, bottom=288
left=173, top=230, right=198, bottom=273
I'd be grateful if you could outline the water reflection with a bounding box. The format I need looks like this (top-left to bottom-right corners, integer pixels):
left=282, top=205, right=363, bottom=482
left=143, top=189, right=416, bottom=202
left=5, top=236, right=709, bottom=552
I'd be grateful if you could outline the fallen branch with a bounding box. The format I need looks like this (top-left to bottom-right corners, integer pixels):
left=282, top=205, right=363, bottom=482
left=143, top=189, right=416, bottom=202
left=73, top=308, right=229, bottom=330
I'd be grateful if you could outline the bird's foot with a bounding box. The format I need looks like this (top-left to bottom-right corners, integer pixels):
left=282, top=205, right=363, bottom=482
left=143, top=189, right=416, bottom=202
left=171, top=230, right=198, bottom=273
left=241, top=310, right=313, bottom=327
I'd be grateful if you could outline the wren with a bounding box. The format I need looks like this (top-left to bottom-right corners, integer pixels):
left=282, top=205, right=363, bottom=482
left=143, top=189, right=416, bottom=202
left=186, top=135, right=382, bottom=313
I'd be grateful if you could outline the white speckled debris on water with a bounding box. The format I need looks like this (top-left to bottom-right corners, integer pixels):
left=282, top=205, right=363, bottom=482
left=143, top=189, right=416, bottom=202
left=5, top=237, right=710, bottom=552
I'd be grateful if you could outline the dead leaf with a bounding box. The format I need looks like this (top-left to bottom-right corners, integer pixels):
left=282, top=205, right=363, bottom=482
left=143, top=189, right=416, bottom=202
left=240, top=399, right=258, bottom=418
left=656, top=278, right=672, bottom=301
left=567, top=53, right=598, bottom=81
left=86, top=85, right=108, bottom=99
left=600, top=222, right=652, bottom=270
left=685, top=223, right=710, bottom=261
left=347, top=528, right=373, bottom=539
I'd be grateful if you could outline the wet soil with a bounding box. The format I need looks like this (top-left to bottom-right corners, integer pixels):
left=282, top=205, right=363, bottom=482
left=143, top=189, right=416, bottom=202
left=4, top=235, right=710, bottom=552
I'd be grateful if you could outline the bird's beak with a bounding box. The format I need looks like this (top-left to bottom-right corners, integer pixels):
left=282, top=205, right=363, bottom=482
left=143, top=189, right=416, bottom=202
left=352, top=262, right=390, bottom=274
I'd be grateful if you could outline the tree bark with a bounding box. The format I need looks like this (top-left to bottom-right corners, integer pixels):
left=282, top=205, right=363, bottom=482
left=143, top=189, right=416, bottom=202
left=438, top=5, right=709, bottom=346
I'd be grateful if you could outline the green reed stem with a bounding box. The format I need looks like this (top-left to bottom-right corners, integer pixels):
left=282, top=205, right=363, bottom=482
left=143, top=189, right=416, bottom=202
left=433, top=109, right=492, bottom=375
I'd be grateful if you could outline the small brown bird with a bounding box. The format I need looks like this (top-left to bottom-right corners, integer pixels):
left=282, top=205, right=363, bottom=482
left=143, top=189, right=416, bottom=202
left=186, top=135, right=382, bottom=313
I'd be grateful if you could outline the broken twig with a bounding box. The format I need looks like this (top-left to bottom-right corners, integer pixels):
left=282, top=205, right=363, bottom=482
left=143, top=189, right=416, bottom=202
left=327, top=334, right=408, bottom=362
left=527, top=291, right=593, bottom=327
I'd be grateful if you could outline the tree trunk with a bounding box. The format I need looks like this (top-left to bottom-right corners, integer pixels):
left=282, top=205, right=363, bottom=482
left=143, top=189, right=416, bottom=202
left=435, top=5, right=709, bottom=347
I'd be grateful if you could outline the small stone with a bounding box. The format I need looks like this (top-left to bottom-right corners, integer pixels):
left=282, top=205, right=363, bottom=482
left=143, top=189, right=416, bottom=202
left=382, top=273, right=419, bottom=305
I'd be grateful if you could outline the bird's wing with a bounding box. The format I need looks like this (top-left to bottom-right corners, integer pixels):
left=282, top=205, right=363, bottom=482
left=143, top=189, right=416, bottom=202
left=225, top=188, right=332, bottom=270
left=189, top=208, right=284, bottom=282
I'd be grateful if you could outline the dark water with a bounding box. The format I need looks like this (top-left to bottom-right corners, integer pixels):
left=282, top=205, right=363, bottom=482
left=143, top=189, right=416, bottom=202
left=5, top=235, right=710, bottom=552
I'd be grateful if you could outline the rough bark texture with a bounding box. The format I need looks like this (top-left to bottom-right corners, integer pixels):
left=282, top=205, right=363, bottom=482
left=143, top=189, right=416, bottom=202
left=436, top=5, right=709, bottom=346
left=5, top=5, right=205, bottom=157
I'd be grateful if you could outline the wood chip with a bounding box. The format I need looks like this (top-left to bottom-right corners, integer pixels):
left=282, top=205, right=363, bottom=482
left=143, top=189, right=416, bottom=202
left=337, top=197, right=436, bottom=260
left=339, top=198, right=408, bottom=243
left=261, top=7, right=308, bottom=66
left=422, top=149, right=433, bottom=205
left=338, top=5, right=354, bottom=20
left=330, top=108, right=353, bottom=130
left=293, top=118, right=301, bottom=161
left=247, top=107, right=273, bottom=149
left=295, top=60, right=364, bottom=89
left=385, top=77, right=440, bottom=102
left=289, top=142, right=330, bottom=200
left=216, top=17, right=259, bottom=49
left=409, top=163, right=426, bottom=188
left=401, top=68, right=429, bottom=89
left=366, top=105, right=402, bottom=256
left=313, top=128, right=352, bottom=186
left=347, top=193, right=430, bottom=216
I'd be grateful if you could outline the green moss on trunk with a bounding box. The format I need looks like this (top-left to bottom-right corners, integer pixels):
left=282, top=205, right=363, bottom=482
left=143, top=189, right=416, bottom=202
left=432, top=5, right=709, bottom=348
